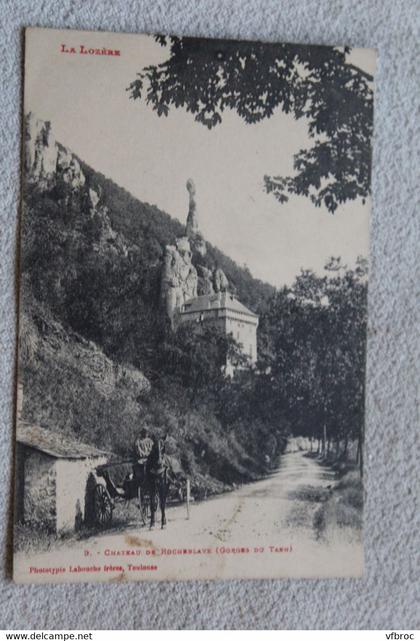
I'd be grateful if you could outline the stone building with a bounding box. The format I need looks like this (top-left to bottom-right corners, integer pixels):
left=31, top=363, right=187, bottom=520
left=179, top=291, right=259, bottom=373
left=15, top=422, right=108, bottom=534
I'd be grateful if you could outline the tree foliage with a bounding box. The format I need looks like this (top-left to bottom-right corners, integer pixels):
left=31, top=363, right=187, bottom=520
left=129, top=36, right=374, bottom=213
left=257, top=257, right=367, bottom=463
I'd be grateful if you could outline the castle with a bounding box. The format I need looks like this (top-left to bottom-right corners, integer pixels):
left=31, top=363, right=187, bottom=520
left=179, top=292, right=259, bottom=368
left=161, top=180, right=258, bottom=372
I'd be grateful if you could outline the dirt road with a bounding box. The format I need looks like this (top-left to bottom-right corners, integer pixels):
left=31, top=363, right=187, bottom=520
left=15, top=451, right=363, bottom=582
left=136, top=449, right=338, bottom=545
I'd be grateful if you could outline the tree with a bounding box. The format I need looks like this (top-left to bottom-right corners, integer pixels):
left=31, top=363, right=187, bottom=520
left=258, top=259, right=367, bottom=472
left=129, top=36, right=374, bottom=213
left=151, top=321, right=246, bottom=406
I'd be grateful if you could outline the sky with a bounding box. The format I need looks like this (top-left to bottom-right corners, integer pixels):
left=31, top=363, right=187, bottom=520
left=25, top=28, right=376, bottom=288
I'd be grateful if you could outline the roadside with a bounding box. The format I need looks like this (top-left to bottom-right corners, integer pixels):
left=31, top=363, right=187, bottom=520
left=15, top=448, right=363, bottom=557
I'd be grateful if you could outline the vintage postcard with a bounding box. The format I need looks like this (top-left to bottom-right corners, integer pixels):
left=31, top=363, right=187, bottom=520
left=13, top=27, right=375, bottom=583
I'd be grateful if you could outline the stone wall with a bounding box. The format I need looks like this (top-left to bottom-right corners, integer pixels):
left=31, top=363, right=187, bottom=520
left=55, top=456, right=108, bottom=533
left=20, top=446, right=57, bottom=531
left=225, top=314, right=258, bottom=363
left=16, top=444, right=108, bottom=533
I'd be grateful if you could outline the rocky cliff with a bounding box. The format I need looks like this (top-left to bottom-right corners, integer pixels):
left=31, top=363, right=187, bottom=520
left=213, top=267, right=229, bottom=293
left=25, top=113, right=86, bottom=191
left=161, top=236, right=198, bottom=321
left=24, top=115, right=229, bottom=326
left=185, top=178, right=199, bottom=238
left=197, top=265, right=214, bottom=295
left=185, top=178, right=206, bottom=257
left=24, top=113, right=128, bottom=258
left=161, top=179, right=230, bottom=322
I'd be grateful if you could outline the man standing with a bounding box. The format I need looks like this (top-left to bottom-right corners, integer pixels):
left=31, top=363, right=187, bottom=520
left=135, top=428, right=154, bottom=463
left=134, top=428, right=154, bottom=484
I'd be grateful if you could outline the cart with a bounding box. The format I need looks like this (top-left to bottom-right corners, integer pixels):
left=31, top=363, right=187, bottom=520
left=91, top=459, right=190, bottom=528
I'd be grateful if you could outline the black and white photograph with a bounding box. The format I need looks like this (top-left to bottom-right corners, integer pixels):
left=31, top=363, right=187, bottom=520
left=13, top=26, right=375, bottom=583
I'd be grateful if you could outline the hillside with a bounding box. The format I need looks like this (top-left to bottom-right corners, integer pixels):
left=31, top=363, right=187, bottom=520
left=18, top=114, right=285, bottom=496
left=79, top=158, right=275, bottom=314
left=19, top=295, right=270, bottom=494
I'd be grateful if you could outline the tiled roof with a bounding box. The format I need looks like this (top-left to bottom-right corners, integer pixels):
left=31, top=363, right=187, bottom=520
left=16, top=422, right=109, bottom=460
left=181, top=293, right=258, bottom=318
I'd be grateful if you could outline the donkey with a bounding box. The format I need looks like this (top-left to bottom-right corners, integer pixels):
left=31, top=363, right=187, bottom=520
left=146, top=435, right=171, bottom=529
